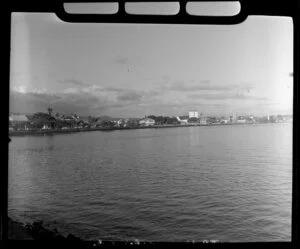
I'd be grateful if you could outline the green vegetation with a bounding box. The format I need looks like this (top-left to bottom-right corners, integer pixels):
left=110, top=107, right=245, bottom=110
left=9, top=107, right=293, bottom=135
left=146, top=115, right=180, bottom=125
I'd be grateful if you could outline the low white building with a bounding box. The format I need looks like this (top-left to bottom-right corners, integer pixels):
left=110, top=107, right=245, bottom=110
left=9, top=114, right=29, bottom=122
left=199, top=119, right=207, bottom=125
left=139, top=118, right=155, bottom=126
left=237, top=116, right=246, bottom=124
left=188, top=111, right=199, bottom=119
left=220, top=119, right=229, bottom=124
left=42, top=124, right=50, bottom=129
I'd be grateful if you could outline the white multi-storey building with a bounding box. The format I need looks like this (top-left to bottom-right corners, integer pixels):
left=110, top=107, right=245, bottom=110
left=188, top=111, right=199, bottom=119
left=139, top=118, right=155, bottom=126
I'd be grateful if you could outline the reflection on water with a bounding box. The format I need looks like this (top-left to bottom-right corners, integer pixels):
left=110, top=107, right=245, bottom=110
left=8, top=123, right=292, bottom=242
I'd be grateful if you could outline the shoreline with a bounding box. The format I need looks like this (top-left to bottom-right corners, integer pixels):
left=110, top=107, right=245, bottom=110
left=6, top=217, right=221, bottom=244
left=8, top=121, right=291, bottom=137
left=6, top=217, right=156, bottom=245
left=7, top=217, right=83, bottom=241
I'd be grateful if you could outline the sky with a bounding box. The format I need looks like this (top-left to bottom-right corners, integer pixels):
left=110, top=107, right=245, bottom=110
left=10, top=11, right=293, bottom=118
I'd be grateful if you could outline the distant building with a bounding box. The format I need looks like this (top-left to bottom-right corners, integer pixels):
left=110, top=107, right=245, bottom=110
left=9, top=114, right=30, bottom=131
left=189, top=111, right=199, bottom=119
left=139, top=118, right=155, bottom=126
left=42, top=124, right=50, bottom=130
left=283, top=115, right=293, bottom=121
left=116, top=119, right=123, bottom=127
left=199, top=117, right=207, bottom=124
left=237, top=116, right=246, bottom=124
left=9, top=114, right=29, bottom=122
left=206, top=117, right=220, bottom=124
left=246, top=115, right=256, bottom=123
left=220, top=118, right=229, bottom=124
left=71, top=114, right=80, bottom=120
left=126, top=118, right=140, bottom=127
left=269, top=115, right=278, bottom=123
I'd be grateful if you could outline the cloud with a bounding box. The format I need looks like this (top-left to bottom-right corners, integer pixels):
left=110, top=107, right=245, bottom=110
left=103, top=86, right=128, bottom=92
left=80, top=85, right=131, bottom=93
left=10, top=84, right=160, bottom=116
left=117, top=91, right=143, bottom=102
left=58, top=79, right=87, bottom=86
left=258, top=101, right=281, bottom=106
left=193, top=79, right=211, bottom=85
left=167, top=81, right=257, bottom=95
left=188, top=93, right=268, bottom=101
left=29, top=92, right=62, bottom=102
left=10, top=79, right=267, bottom=117
left=10, top=87, right=124, bottom=116
left=169, top=81, right=234, bottom=92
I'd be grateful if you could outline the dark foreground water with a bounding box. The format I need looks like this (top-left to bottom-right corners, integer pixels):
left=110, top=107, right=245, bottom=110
left=8, top=123, right=292, bottom=242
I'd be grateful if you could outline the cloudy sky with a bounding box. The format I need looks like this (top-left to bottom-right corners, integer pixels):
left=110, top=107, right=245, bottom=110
left=10, top=12, right=293, bottom=118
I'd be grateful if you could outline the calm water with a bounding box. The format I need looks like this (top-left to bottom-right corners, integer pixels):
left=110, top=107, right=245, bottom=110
left=8, top=123, right=292, bottom=242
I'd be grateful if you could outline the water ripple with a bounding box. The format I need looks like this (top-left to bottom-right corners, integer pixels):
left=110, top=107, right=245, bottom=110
left=8, top=123, right=292, bottom=242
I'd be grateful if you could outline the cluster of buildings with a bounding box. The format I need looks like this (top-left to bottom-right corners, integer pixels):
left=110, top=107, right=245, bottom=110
left=89, top=117, right=155, bottom=128
left=8, top=112, right=159, bottom=131
left=9, top=112, right=88, bottom=131
left=9, top=110, right=293, bottom=132
left=185, top=111, right=292, bottom=125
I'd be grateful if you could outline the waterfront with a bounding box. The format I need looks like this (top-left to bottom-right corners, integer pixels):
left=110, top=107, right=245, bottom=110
left=8, top=123, right=292, bottom=242
left=8, top=120, right=293, bottom=137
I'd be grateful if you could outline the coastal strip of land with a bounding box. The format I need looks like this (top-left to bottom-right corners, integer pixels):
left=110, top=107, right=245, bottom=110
left=6, top=217, right=220, bottom=245
left=8, top=121, right=291, bottom=137
left=7, top=217, right=82, bottom=241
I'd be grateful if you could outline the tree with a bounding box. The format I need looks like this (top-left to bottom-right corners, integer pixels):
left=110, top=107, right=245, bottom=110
left=188, top=117, right=199, bottom=123
left=166, top=117, right=179, bottom=125
left=47, top=107, right=53, bottom=116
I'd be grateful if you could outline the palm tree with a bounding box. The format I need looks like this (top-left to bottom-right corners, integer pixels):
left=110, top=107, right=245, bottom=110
left=47, top=107, right=53, bottom=116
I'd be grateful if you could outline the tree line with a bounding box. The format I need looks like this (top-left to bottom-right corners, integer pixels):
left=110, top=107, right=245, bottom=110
left=146, top=115, right=180, bottom=125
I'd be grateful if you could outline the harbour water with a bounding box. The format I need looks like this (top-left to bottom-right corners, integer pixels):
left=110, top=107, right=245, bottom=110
left=8, top=123, right=292, bottom=242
